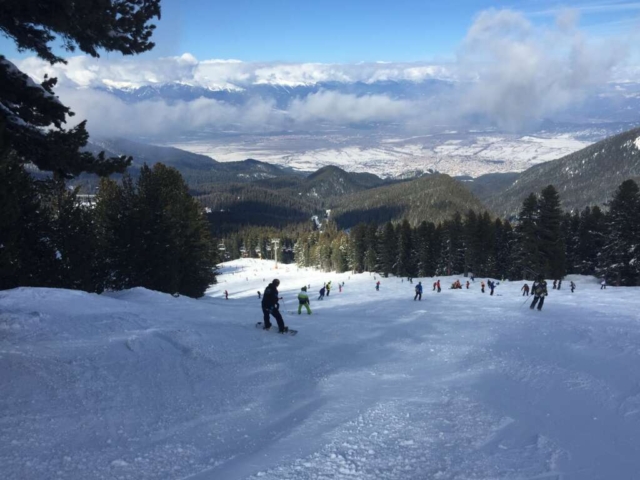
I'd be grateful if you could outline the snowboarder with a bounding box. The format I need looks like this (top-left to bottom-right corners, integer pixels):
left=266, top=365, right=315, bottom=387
left=570, top=281, right=576, bottom=293
left=297, top=287, right=312, bottom=315
left=257, top=291, right=261, bottom=299
left=376, top=281, right=380, bottom=291
left=481, top=281, right=485, bottom=293
left=224, top=290, right=229, bottom=300
left=318, top=286, right=326, bottom=300
left=558, top=279, right=562, bottom=290
left=339, top=284, right=342, bottom=293
left=326, top=281, right=331, bottom=297
left=261, top=279, right=288, bottom=333
left=521, top=283, right=530, bottom=296
left=553, top=280, right=557, bottom=289
left=530, top=277, right=548, bottom=311
left=414, top=282, right=423, bottom=301
left=601, top=279, right=606, bottom=290
left=433, top=281, right=437, bottom=291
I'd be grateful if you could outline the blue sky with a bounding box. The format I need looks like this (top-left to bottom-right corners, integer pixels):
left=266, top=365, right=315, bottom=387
left=2, top=0, right=639, bottom=62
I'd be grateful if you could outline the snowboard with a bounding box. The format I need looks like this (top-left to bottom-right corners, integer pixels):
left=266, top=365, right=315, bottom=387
left=255, top=322, right=298, bottom=336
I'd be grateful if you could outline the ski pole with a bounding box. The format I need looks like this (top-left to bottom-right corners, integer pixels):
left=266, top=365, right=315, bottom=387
left=519, top=296, right=529, bottom=308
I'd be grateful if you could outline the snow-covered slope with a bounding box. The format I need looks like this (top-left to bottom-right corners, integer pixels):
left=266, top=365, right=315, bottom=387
left=2, top=260, right=640, bottom=479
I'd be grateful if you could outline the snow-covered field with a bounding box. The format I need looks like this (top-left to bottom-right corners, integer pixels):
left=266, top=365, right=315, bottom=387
left=2, top=259, right=640, bottom=479
left=166, top=132, right=592, bottom=178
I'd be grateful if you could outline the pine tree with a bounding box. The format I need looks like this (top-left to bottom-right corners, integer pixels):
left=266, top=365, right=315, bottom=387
left=577, top=206, right=606, bottom=275
left=0, top=155, right=57, bottom=289
left=379, top=222, right=396, bottom=277
left=47, top=180, right=102, bottom=292
left=538, top=185, right=565, bottom=279
left=1, top=0, right=160, bottom=177
left=512, top=193, right=543, bottom=280
left=396, top=219, right=414, bottom=277
left=601, top=180, right=640, bottom=286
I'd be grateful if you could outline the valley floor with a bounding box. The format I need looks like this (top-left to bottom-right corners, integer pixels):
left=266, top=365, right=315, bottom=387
left=2, top=259, right=640, bottom=479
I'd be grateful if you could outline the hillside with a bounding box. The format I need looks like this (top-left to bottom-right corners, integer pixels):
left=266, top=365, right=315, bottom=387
left=332, top=174, right=488, bottom=228
left=481, top=127, right=640, bottom=217
left=78, top=138, right=297, bottom=192
left=3, top=260, right=640, bottom=479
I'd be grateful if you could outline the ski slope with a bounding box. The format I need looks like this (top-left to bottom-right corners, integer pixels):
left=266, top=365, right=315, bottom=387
left=2, top=258, right=640, bottom=480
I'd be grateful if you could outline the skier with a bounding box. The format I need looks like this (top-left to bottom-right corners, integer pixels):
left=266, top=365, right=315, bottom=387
left=224, top=290, right=229, bottom=300
left=326, top=281, right=332, bottom=297
left=318, top=286, right=326, bottom=300
left=339, top=284, right=342, bottom=293
left=297, top=287, right=312, bottom=315
left=466, top=280, right=470, bottom=289
left=552, top=280, right=557, bottom=290
left=481, top=281, right=485, bottom=293
left=601, top=279, right=607, bottom=289
left=521, top=283, right=530, bottom=296
left=489, top=280, right=496, bottom=296
left=414, top=281, right=423, bottom=301
left=257, top=290, right=261, bottom=299
left=433, top=281, right=437, bottom=291
left=570, top=281, right=576, bottom=293
left=558, top=279, right=562, bottom=290
left=530, top=276, right=548, bottom=311
left=437, top=279, right=441, bottom=293
left=261, top=279, right=288, bottom=333
left=376, top=281, right=381, bottom=291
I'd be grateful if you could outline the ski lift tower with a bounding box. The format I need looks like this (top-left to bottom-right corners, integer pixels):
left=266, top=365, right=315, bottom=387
left=271, top=238, right=280, bottom=269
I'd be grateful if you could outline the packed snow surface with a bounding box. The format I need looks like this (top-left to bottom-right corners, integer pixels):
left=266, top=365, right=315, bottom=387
left=2, top=259, right=640, bottom=479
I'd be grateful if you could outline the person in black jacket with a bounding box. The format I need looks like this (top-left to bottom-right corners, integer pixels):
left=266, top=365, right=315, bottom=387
left=262, top=279, right=287, bottom=333
left=530, top=276, right=548, bottom=311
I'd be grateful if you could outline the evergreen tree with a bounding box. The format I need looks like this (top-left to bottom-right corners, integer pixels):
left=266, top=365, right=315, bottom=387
left=538, top=185, right=565, bottom=279
left=0, top=155, right=57, bottom=289
left=95, top=164, right=218, bottom=297
left=512, top=193, right=543, bottom=280
left=600, top=180, right=640, bottom=286
left=396, top=219, right=414, bottom=277
left=47, top=180, right=102, bottom=292
left=363, top=224, right=379, bottom=272
left=379, top=222, right=396, bottom=277
left=1, top=0, right=160, bottom=177
left=577, top=206, right=606, bottom=275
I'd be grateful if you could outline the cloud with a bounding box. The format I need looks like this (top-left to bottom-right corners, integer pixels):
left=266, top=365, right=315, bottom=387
left=56, top=88, right=282, bottom=136
left=14, top=8, right=637, bottom=135
left=455, top=8, right=629, bottom=130
left=289, top=91, right=413, bottom=124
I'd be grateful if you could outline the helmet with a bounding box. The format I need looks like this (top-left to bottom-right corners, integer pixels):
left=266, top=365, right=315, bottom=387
left=302, top=286, right=307, bottom=291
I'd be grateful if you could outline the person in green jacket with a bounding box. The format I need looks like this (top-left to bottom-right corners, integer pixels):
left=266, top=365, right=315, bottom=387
left=298, top=286, right=312, bottom=315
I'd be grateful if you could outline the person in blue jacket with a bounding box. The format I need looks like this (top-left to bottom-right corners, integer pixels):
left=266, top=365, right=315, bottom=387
left=414, top=281, right=423, bottom=301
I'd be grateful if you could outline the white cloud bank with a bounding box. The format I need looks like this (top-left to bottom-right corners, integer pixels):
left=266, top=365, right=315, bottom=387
left=16, top=9, right=637, bottom=136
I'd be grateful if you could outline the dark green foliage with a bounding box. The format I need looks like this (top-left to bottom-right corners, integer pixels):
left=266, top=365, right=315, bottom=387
left=47, top=181, right=103, bottom=292
left=1, top=0, right=160, bottom=177
left=379, top=222, right=397, bottom=277
left=333, top=174, right=488, bottom=228
left=538, top=185, right=565, bottom=279
left=511, top=193, right=543, bottom=279
left=577, top=206, right=606, bottom=275
left=396, top=220, right=415, bottom=277
left=600, top=180, right=640, bottom=286
left=94, top=165, right=218, bottom=297
left=0, top=155, right=57, bottom=289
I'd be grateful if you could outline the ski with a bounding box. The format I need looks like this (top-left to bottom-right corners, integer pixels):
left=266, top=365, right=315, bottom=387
left=255, top=322, right=298, bottom=336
